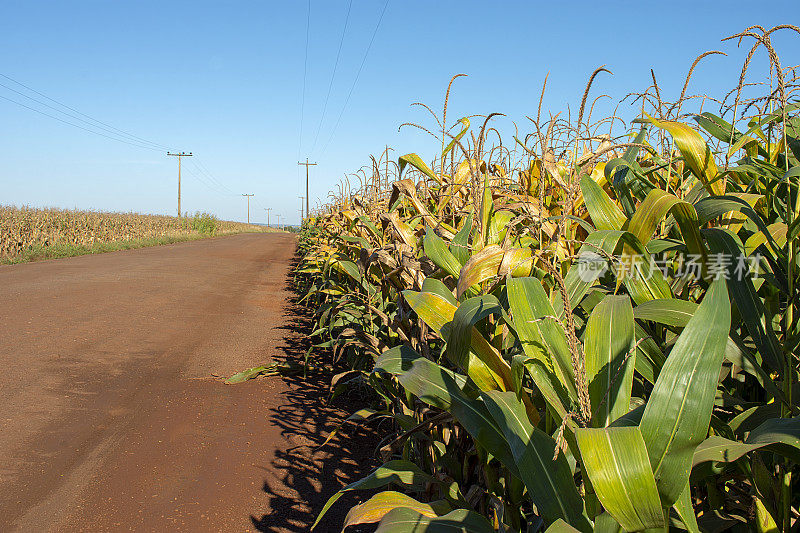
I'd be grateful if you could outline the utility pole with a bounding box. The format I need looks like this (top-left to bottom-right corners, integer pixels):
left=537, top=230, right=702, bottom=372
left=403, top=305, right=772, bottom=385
left=167, top=151, right=192, bottom=216
left=275, top=213, right=280, bottom=231
left=265, top=207, right=272, bottom=228
left=298, top=158, right=317, bottom=221
left=241, top=194, right=254, bottom=224
left=299, top=196, right=305, bottom=220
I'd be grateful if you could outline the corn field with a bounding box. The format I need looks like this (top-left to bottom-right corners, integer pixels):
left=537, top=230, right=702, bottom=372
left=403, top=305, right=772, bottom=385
left=0, top=206, right=260, bottom=260
left=293, top=26, right=800, bottom=532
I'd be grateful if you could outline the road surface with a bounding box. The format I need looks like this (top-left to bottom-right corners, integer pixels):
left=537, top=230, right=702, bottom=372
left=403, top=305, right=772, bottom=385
left=0, top=233, right=375, bottom=532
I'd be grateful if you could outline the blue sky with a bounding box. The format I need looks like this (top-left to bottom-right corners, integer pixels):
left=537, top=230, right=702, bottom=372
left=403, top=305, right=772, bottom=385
left=1, top=1, right=797, bottom=224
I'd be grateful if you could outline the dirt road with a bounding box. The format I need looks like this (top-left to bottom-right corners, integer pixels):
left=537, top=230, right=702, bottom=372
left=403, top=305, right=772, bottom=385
left=0, top=233, right=375, bottom=532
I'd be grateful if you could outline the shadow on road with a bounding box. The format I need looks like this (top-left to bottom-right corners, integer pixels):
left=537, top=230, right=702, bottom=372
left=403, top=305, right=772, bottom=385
left=250, top=256, right=379, bottom=533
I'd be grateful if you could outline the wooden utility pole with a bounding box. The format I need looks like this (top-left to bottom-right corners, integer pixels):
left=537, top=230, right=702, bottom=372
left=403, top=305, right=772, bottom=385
left=298, top=196, right=305, bottom=220
left=265, top=207, right=272, bottom=228
left=298, top=158, right=316, bottom=220
left=241, top=194, right=254, bottom=224
left=167, top=152, right=192, bottom=216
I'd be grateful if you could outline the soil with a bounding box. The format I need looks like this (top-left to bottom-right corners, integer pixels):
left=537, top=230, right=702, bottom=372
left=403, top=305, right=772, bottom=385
left=0, top=233, right=377, bottom=532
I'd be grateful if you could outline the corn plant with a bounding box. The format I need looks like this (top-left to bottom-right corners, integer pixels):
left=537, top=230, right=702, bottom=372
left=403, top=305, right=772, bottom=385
left=0, top=206, right=261, bottom=260
left=294, top=26, right=800, bottom=532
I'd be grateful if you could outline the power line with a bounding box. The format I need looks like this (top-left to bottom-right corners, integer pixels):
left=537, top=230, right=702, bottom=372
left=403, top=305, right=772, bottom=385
left=252, top=197, right=271, bottom=219
left=0, top=80, right=168, bottom=151
left=0, top=92, right=164, bottom=152
left=309, top=0, right=353, bottom=154
left=0, top=87, right=232, bottom=200
left=189, top=157, right=238, bottom=196
left=0, top=72, right=172, bottom=151
left=297, top=0, right=311, bottom=160
left=297, top=0, right=312, bottom=204
left=181, top=165, right=237, bottom=197
left=320, top=0, right=389, bottom=155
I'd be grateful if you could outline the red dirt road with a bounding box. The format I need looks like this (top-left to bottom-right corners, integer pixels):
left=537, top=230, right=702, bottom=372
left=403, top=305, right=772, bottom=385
left=0, top=233, right=375, bottom=532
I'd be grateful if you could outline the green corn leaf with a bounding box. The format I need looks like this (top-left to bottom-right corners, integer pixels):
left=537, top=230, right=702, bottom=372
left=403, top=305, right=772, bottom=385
left=446, top=295, right=503, bottom=372
left=755, top=498, right=779, bottom=533
left=592, top=513, right=623, bottom=533
left=692, top=416, right=800, bottom=466
left=673, top=483, right=700, bottom=533
left=548, top=229, right=667, bottom=311
left=376, top=507, right=494, bottom=533
left=584, top=295, right=635, bottom=427
left=703, top=228, right=784, bottom=374
left=507, top=277, right=577, bottom=418
left=373, top=345, right=422, bottom=374
left=607, top=126, right=649, bottom=214
left=545, top=519, right=584, bottom=533
left=576, top=426, right=664, bottom=531
left=398, top=358, right=518, bottom=475
left=633, top=322, right=664, bottom=384
left=421, top=277, right=458, bottom=306
left=639, top=278, right=731, bottom=506
left=486, top=209, right=514, bottom=245
left=424, top=227, right=462, bottom=279
left=581, top=174, right=627, bottom=231
left=334, top=259, right=363, bottom=283
left=618, top=231, right=673, bottom=305
left=633, top=298, right=698, bottom=327
left=557, top=230, right=625, bottom=318
left=225, top=365, right=273, bottom=384
left=634, top=300, right=781, bottom=399
left=402, top=290, right=457, bottom=334
left=483, top=390, right=591, bottom=531
left=450, top=209, right=474, bottom=265
left=694, top=112, right=737, bottom=144
left=356, top=215, right=382, bottom=242
left=340, top=234, right=369, bottom=248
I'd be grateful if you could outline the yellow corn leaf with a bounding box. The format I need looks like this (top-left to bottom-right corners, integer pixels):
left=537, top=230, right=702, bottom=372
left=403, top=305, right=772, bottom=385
left=390, top=179, right=456, bottom=238
left=457, top=245, right=533, bottom=298
left=399, top=153, right=442, bottom=185
left=723, top=193, right=764, bottom=233
left=745, top=222, right=788, bottom=256
left=381, top=211, right=417, bottom=251
left=403, top=290, right=505, bottom=392
left=646, top=113, right=722, bottom=195
left=453, top=159, right=481, bottom=184
left=344, top=491, right=448, bottom=528
left=755, top=497, right=778, bottom=533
